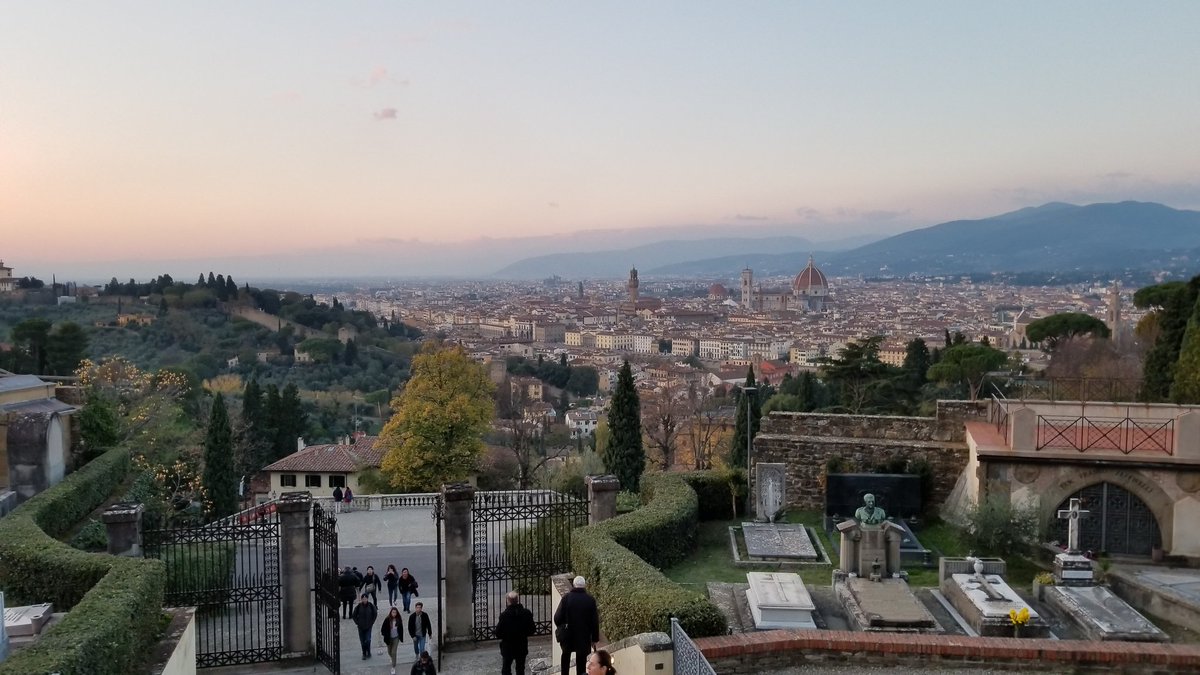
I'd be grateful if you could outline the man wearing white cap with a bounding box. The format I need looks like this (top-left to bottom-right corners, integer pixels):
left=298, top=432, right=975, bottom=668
left=553, top=575, right=600, bottom=675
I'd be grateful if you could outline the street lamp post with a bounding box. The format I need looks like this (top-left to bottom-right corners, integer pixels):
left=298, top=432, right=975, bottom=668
left=743, top=385, right=757, bottom=516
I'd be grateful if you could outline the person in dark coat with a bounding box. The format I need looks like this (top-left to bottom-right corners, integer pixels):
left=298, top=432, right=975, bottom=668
left=554, top=575, right=600, bottom=675
left=380, top=606, right=405, bottom=675
left=351, top=593, right=378, bottom=660
left=360, top=565, right=382, bottom=606
left=338, top=567, right=359, bottom=618
left=410, top=650, right=436, bottom=675
left=408, top=601, right=433, bottom=657
left=332, top=486, right=344, bottom=513
left=396, top=567, right=419, bottom=612
left=384, top=564, right=401, bottom=606
left=496, top=591, right=536, bottom=675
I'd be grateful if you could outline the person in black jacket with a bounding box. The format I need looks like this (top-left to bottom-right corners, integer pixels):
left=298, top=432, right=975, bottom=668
left=380, top=606, right=405, bottom=675
left=396, top=567, right=419, bottom=612
left=384, top=564, right=400, bottom=607
left=496, top=591, right=536, bottom=675
left=554, top=576, right=599, bottom=675
left=351, top=593, right=378, bottom=660
left=410, top=650, right=436, bottom=675
left=408, top=601, right=433, bottom=657
left=360, top=565, right=382, bottom=606
left=338, top=567, right=359, bottom=619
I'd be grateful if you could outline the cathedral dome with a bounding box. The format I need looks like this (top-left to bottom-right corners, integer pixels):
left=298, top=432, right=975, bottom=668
left=708, top=283, right=727, bottom=298
left=792, top=256, right=828, bottom=293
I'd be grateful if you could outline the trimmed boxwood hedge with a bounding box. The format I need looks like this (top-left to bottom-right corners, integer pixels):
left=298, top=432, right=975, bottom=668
left=0, top=446, right=167, bottom=675
left=673, top=470, right=745, bottom=521
left=571, top=473, right=726, bottom=641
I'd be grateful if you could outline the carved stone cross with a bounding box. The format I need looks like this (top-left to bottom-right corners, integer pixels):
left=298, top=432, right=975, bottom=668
left=1057, top=497, right=1090, bottom=553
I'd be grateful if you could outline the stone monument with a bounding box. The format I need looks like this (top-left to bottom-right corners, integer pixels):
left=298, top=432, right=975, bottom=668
left=755, top=462, right=786, bottom=522
left=3, top=601, right=53, bottom=639
left=0, top=593, right=8, bottom=663
left=1053, top=498, right=1095, bottom=586
left=744, top=572, right=817, bottom=629
left=832, top=494, right=939, bottom=632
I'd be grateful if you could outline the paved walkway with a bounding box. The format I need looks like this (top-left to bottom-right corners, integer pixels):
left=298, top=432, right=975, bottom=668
left=336, top=509, right=438, bottom=548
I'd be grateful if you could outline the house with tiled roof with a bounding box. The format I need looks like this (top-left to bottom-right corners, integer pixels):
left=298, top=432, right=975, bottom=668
left=261, top=432, right=383, bottom=498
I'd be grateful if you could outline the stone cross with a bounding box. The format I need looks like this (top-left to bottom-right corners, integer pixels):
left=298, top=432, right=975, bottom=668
left=1057, top=497, right=1090, bottom=553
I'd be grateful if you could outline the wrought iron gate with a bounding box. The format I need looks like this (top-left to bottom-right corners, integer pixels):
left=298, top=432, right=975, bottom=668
left=1053, top=482, right=1162, bottom=556
left=471, top=490, right=588, bottom=641
left=313, top=500, right=341, bottom=675
left=143, top=512, right=282, bottom=667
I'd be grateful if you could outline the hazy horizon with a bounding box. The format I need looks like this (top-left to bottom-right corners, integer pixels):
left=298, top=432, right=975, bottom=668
left=5, top=3, right=1200, bottom=279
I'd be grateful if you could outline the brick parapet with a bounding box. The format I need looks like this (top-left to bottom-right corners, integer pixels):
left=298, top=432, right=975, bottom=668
left=696, top=629, right=1200, bottom=673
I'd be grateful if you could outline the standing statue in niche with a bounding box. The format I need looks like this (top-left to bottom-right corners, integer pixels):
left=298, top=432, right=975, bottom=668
left=854, top=493, right=887, bottom=526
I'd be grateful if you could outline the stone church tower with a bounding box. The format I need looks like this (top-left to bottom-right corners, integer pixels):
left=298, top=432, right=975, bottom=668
left=627, top=267, right=639, bottom=304
left=741, top=267, right=753, bottom=308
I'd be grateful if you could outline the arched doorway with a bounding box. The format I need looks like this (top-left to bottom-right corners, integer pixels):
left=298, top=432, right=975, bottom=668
left=1052, top=482, right=1162, bottom=556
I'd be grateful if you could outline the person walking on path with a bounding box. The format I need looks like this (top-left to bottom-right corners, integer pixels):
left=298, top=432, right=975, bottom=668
left=384, top=564, right=401, bottom=607
left=343, top=486, right=354, bottom=509
left=380, top=606, right=405, bottom=675
left=496, top=591, right=535, bottom=675
left=331, top=486, right=343, bottom=513
left=408, top=601, right=433, bottom=657
left=397, top=567, right=419, bottom=612
left=410, top=650, right=436, bottom=675
left=337, top=567, right=358, bottom=619
left=360, top=565, right=383, bottom=606
left=554, top=575, right=600, bottom=675
left=351, top=593, right=378, bottom=661
left=586, top=649, right=616, bottom=675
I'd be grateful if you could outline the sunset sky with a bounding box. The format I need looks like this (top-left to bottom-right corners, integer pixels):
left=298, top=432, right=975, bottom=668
left=4, top=3, right=1200, bottom=278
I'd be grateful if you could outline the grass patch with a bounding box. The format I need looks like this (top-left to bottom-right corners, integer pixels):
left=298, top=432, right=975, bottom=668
left=667, top=512, right=1047, bottom=589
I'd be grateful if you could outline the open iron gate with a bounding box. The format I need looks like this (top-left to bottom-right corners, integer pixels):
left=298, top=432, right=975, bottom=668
left=313, top=500, right=341, bottom=675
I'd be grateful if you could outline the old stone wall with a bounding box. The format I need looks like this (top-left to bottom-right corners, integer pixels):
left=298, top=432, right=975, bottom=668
left=752, top=403, right=980, bottom=512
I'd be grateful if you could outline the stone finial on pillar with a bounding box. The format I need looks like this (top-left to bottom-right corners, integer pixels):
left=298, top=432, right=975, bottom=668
left=102, top=502, right=145, bottom=557
left=586, top=474, right=620, bottom=525
left=442, top=481, right=476, bottom=644
left=276, top=492, right=313, bottom=655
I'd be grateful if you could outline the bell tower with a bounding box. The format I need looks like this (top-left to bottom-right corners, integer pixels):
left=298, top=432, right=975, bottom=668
left=741, top=267, right=753, bottom=308
left=627, top=267, right=639, bottom=304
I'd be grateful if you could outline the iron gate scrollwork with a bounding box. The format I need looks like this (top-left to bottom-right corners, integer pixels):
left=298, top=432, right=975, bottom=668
left=313, top=500, right=341, bottom=675
left=143, top=512, right=282, bottom=667
left=671, top=617, right=716, bottom=675
left=471, top=490, right=588, bottom=641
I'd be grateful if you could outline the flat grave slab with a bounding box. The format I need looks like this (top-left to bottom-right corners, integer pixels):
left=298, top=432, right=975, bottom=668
left=742, top=522, right=817, bottom=560
left=745, top=572, right=817, bottom=630
left=835, top=577, right=940, bottom=632
left=1044, top=585, right=1167, bottom=642
left=4, top=603, right=52, bottom=638
left=945, top=573, right=1048, bottom=638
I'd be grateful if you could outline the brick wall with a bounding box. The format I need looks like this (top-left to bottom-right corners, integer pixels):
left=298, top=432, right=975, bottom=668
left=697, top=630, right=1200, bottom=673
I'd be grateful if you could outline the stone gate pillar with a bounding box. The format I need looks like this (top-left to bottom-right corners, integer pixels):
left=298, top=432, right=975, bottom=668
left=277, top=493, right=313, bottom=656
left=586, top=474, right=620, bottom=525
left=442, top=482, right=475, bottom=644
left=103, top=502, right=144, bottom=557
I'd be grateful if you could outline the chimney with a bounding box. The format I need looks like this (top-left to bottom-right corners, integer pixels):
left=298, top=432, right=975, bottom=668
left=297, top=436, right=305, bottom=452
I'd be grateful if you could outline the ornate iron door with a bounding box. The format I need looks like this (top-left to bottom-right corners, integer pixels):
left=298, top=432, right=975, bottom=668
left=1053, top=482, right=1161, bottom=556
left=313, top=501, right=341, bottom=675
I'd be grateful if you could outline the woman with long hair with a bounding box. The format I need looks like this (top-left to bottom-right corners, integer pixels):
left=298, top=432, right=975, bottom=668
left=379, top=606, right=405, bottom=675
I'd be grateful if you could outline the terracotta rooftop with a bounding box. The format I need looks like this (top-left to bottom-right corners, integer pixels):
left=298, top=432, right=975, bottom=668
left=263, top=435, right=382, bottom=473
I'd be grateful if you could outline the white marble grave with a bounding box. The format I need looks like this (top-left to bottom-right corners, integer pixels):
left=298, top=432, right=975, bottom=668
left=4, top=602, right=52, bottom=638
left=947, top=572, right=1047, bottom=637
left=745, top=572, right=817, bottom=630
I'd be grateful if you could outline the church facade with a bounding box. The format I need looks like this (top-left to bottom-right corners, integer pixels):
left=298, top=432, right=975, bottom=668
left=740, top=256, right=829, bottom=312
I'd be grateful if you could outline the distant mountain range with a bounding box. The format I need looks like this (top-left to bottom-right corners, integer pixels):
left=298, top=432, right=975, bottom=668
left=645, top=201, right=1200, bottom=279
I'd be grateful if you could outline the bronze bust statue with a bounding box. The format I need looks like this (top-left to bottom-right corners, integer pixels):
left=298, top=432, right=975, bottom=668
left=854, top=493, right=887, bottom=525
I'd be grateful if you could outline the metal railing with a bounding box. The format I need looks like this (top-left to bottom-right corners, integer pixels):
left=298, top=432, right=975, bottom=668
left=990, top=392, right=1010, bottom=443
left=1003, top=376, right=1142, bottom=403
left=671, top=618, right=716, bottom=675
left=1037, top=415, right=1174, bottom=455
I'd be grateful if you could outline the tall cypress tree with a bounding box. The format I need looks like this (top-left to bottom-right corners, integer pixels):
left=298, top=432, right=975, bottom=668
left=277, top=383, right=307, bottom=459
left=730, top=366, right=761, bottom=470
left=1171, top=293, right=1200, bottom=403
left=603, top=360, right=644, bottom=492
left=237, top=379, right=271, bottom=474
left=263, top=384, right=283, bottom=459
left=203, top=393, right=238, bottom=519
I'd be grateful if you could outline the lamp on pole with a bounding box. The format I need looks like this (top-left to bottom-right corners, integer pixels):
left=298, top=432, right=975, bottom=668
left=742, top=385, right=757, bottom=514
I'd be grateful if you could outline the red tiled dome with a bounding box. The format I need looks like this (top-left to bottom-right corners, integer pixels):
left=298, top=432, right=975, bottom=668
left=792, top=256, right=828, bottom=292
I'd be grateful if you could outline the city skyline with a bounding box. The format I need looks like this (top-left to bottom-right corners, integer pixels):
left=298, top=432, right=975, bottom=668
left=5, top=3, right=1200, bottom=279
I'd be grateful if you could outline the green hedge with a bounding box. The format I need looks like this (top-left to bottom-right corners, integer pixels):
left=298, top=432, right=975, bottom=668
left=674, top=470, right=745, bottom=521
left=571, top=473, right=726, bottom=641
left=0, top=446, right=167, bottom=675
left=504, top=508, right=587, bottom=594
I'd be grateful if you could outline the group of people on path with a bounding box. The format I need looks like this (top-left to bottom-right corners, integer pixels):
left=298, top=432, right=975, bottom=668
left=331, top=485, right=354, bottom=513
left=337, top=564, right=432, bottom=674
